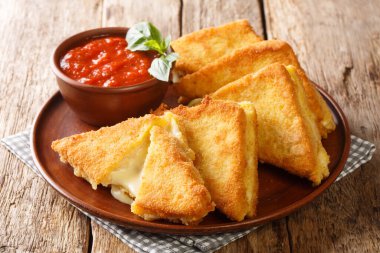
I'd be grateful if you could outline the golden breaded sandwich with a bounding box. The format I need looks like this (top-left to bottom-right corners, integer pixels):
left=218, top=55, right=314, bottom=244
left=212, top=63, right=330, bottom=185
left=170, top=98, right=259, bottom=221
left=175, top=40, right=335, bottom=138
left=131, top=126, right=215, bottom=225
left=171, top=19, right=262, bottom=77
left=52, top=112, right=214, bottom=225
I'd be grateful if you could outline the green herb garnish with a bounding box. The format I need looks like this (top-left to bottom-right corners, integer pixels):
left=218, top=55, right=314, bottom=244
left=126, top=22, right=178, bottom=82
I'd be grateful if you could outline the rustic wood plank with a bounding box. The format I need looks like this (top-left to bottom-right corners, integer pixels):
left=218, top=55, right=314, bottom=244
left=91, top=222, right=137, bottom=253
left=89, top=1, right=181, bottom=252
left=0, top=0, right=102, bottom=252
left=218, top=220, right=291, bottom=253
left=2, top=0, right=378, bottom=252
left=102, top=0, right=181, bottom=39
left=265, top=0, right=380, bottom=252
left=182, top=0, right=264, bottom=37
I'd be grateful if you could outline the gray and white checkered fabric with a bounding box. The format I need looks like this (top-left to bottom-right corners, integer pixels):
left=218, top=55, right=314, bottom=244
left=1, top=129, right=376, bottom=253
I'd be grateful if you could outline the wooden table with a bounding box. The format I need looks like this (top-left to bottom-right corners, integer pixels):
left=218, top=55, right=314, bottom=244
left=1, top=0, right=379, bottom=252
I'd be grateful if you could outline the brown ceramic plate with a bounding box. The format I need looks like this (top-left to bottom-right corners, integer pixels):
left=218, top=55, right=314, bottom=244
left=31, top=84, right=350, bottom=235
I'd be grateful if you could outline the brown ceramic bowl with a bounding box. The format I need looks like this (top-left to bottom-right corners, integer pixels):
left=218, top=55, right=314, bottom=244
left=50, top=27, right=168, bottom=127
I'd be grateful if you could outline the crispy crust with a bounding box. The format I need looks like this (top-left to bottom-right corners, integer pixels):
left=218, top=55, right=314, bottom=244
left=175, top=39, right=335, bottom=137
left=238, top=102, right=259, bottom=217
left=51, top=114, right=161, bottom=188
left=212, top=64, right=330, bottom=185
left=131, top=126, right=215, bottom=225
left=51, top=112, right=213, bottom=225
left=51, top=113, right=191, bottom=189
left=171, top=19, right=262, bottom=74
left=150, top=103, right=168, bottom=115
left=175, top=40, right=293, bottom=98
left=171, top=98, right=258, bottom=221
left=294, top=68, right=336, bottom=138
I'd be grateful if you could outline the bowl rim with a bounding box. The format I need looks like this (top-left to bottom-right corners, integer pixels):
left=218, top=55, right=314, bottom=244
left=50, top=27, right=162, bottom=93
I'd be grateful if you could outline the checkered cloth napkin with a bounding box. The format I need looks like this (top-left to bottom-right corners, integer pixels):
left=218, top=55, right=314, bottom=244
left=1, top=129, right=376, bottom=253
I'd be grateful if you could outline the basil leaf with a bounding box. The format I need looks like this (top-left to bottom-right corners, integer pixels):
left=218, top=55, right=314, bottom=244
left=166, top=52, right=179, bottom=62
left=126, top=22, right=150, bottom=51
left=126, top=22, right=179, bottom=82
left=163, top=35, right=171, bottom=50
left=148, top=56, right=171, bottom=81
left=128, top=40, right=151, bottom=51
left=148, top=53, right=179, bottom=81
left=126, top=22, right=166, bottom=53
left=144, top=40, right=164, bottom=54
left=148, top=23, right=163, bottom=45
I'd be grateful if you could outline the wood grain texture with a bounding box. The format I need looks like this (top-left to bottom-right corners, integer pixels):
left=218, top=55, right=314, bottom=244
left=265, top=0, right=380, bottom=252
left=102, top=0, right=181, bottom=38
left=1, top=0, right=379, bottom=252
left=0, top=0, right=103, bottom=252
left=182, top=0, right=264, bottom=37
left=218, top=220, right=291, bottom=253
left=91, top=222, right=137, bottom=253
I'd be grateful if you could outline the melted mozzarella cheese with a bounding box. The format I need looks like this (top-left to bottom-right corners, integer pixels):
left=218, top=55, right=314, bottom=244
left=106, top=137, right=149, bottom=204
left=111, top=185, right=134, bottom=205
left=107, top=114, right=187, bottom=205
left=163, top=112, right=182, bottom=140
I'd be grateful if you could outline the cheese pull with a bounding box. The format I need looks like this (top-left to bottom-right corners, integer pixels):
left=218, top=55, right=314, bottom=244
left=51, top=111, right=214, bottom=225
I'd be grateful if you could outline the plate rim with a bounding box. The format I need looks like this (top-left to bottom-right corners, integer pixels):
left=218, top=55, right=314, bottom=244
left=30, top=84, right=351, bottom=235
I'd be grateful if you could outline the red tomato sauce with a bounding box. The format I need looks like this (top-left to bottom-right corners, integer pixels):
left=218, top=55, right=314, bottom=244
left=60, top=37, right=157, bottom=87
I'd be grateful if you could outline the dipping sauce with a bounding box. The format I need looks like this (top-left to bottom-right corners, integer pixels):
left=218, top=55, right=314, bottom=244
left=60, top=37, right=157, bottom=87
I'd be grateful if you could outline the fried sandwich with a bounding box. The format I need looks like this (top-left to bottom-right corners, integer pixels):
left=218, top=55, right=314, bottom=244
left=170, top=98, right=259, bottom=221
left=131, top=126, right=215, bottom=225
left=212, top=63, right=330, bottom=185
left=175, top=40, right=335, bottom=137
left=51, top=112, right=214, bottom=225
left=171, top=19, right=262, bottom=78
